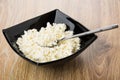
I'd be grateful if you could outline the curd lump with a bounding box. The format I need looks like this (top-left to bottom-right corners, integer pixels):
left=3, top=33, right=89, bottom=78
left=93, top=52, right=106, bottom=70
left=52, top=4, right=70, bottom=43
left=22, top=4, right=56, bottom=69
left=16, top=22, right=80, bottom=63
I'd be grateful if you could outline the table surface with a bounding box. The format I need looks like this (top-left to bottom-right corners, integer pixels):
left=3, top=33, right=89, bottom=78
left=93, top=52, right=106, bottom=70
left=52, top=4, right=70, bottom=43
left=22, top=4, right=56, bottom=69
left=0, top=0, right=120, bottom=80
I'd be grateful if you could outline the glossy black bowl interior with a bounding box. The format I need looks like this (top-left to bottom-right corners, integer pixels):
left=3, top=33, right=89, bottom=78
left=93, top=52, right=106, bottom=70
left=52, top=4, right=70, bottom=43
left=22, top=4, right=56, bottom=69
left=2, top=9, right=97, bottom=65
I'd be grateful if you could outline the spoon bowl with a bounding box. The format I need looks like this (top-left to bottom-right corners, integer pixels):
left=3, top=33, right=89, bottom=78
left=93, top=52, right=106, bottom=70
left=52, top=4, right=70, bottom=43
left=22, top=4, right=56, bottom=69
left=2, top=9, right=98, bottom=66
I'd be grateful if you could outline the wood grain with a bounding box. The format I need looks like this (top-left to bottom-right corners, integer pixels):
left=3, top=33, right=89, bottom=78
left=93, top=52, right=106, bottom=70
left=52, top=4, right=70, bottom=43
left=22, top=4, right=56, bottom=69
left=0, top=0, right=120, bottom=80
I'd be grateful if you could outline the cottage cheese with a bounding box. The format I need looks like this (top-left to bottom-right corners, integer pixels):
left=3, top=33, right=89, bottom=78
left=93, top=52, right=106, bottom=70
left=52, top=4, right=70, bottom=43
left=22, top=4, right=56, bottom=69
left=16, top=22, right=80, bottom=63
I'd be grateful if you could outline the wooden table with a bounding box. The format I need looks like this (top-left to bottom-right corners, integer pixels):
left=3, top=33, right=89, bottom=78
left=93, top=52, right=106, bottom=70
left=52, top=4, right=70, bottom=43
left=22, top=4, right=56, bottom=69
left=0, top=0, right=120, bottom=80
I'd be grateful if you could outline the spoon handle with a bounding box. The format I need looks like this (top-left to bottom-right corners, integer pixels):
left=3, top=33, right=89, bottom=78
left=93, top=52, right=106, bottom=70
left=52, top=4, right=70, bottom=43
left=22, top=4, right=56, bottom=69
left=64, top=24, right=118, bottom=40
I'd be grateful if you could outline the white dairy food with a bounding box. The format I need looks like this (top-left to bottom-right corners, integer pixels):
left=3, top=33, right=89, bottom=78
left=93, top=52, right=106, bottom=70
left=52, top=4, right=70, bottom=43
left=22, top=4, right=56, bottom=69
left=16, top=22, right=80, bottom=63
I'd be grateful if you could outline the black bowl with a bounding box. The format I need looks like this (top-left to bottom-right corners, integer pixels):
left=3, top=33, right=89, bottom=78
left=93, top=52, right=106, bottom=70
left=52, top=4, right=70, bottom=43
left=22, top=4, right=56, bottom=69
left=2, top=9, right=97, bottom=65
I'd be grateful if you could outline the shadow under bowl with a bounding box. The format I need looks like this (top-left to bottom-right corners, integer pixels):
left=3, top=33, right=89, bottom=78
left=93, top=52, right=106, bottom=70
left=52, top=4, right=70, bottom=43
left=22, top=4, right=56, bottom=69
left=2, top=9, right=97, bottom=66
